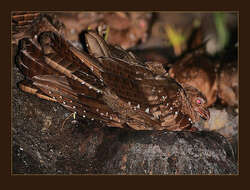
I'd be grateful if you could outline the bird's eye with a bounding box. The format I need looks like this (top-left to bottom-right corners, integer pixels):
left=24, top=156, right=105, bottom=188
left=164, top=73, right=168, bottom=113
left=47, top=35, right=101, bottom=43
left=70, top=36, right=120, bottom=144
left=196, top=99, right=202, bottom=104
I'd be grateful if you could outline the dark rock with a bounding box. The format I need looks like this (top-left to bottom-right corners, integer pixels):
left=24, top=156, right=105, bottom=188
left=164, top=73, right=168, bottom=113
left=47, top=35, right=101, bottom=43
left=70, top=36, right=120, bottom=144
left=12, top=144, right=45, bottom=174
left=194, top=107, right=238, bottom=162
left=96, top=129, right=237, bottom=174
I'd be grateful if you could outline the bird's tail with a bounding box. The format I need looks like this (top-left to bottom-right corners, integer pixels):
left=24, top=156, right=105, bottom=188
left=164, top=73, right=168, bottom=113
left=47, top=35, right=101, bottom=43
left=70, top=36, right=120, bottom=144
left=15, top=31, right=124, bottom=125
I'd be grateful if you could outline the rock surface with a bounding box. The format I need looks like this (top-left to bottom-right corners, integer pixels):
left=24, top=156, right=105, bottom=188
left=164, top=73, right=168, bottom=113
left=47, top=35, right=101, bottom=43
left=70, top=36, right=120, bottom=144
left=98, top=130, right=237, bottom=174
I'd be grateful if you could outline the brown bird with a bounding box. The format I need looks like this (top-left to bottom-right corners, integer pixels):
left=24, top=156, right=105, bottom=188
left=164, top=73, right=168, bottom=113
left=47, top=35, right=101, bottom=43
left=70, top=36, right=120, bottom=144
left=168, top=49, right=218, bottom=107
left=15, top=30, right=209, bottom=131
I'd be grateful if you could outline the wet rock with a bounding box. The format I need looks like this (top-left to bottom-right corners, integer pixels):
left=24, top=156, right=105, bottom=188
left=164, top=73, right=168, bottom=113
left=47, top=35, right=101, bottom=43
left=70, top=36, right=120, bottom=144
left=12, top=144, right=45, bottom=174
left=97, top=130, right=237, bottom=174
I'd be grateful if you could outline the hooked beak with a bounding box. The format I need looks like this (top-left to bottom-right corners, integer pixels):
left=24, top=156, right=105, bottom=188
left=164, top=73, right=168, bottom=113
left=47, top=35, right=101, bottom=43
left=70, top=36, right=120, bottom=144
left=197, top=107, right=210, bottom=120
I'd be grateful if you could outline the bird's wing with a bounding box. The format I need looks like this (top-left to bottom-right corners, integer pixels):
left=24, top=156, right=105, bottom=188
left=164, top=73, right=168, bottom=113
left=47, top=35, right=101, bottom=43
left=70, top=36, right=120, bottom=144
left=16, top=33, right=125, bottom=127
left=31, top=74, right=123, bottom=127
left=82, top=31, right=195, bottom=129
left=100, top=64, right=194, bottom=130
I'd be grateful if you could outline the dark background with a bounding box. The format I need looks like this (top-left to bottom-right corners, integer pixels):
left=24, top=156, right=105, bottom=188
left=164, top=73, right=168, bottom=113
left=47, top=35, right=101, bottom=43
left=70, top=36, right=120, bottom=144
left=2, top=0, right=248, bottom=189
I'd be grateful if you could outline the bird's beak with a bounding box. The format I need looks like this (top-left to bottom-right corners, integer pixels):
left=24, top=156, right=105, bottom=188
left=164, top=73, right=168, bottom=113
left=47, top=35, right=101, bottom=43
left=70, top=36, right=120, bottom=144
left=197, top=107, right=210, bottom=120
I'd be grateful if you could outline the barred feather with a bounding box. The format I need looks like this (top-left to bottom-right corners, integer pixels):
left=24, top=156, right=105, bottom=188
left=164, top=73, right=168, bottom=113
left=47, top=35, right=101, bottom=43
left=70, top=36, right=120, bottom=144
left=14, top=19, right=209, bottom=131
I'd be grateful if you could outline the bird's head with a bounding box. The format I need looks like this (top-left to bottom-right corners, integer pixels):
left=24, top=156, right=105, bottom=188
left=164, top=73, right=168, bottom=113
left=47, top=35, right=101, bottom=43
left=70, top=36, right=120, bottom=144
left=183, top=85, right=210, bottom=121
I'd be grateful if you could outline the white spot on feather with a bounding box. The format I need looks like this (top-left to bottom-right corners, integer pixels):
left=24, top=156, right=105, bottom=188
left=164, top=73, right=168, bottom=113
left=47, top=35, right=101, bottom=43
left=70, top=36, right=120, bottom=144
left=155, top=75, right=165, bottom=80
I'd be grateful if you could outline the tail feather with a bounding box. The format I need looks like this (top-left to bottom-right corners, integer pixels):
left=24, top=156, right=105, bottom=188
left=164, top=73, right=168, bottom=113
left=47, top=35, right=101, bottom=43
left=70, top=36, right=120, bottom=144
left=16, top=33, right=104, bottom=94
left=38, top=31, right=104, bottom=80
left=16, top=38, right=62, bottom=78
left=18, top=80, right=57, bottom=102
left=15, top=31, right=115, bottom=123
left=31, top=75, right=122, bottom=125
